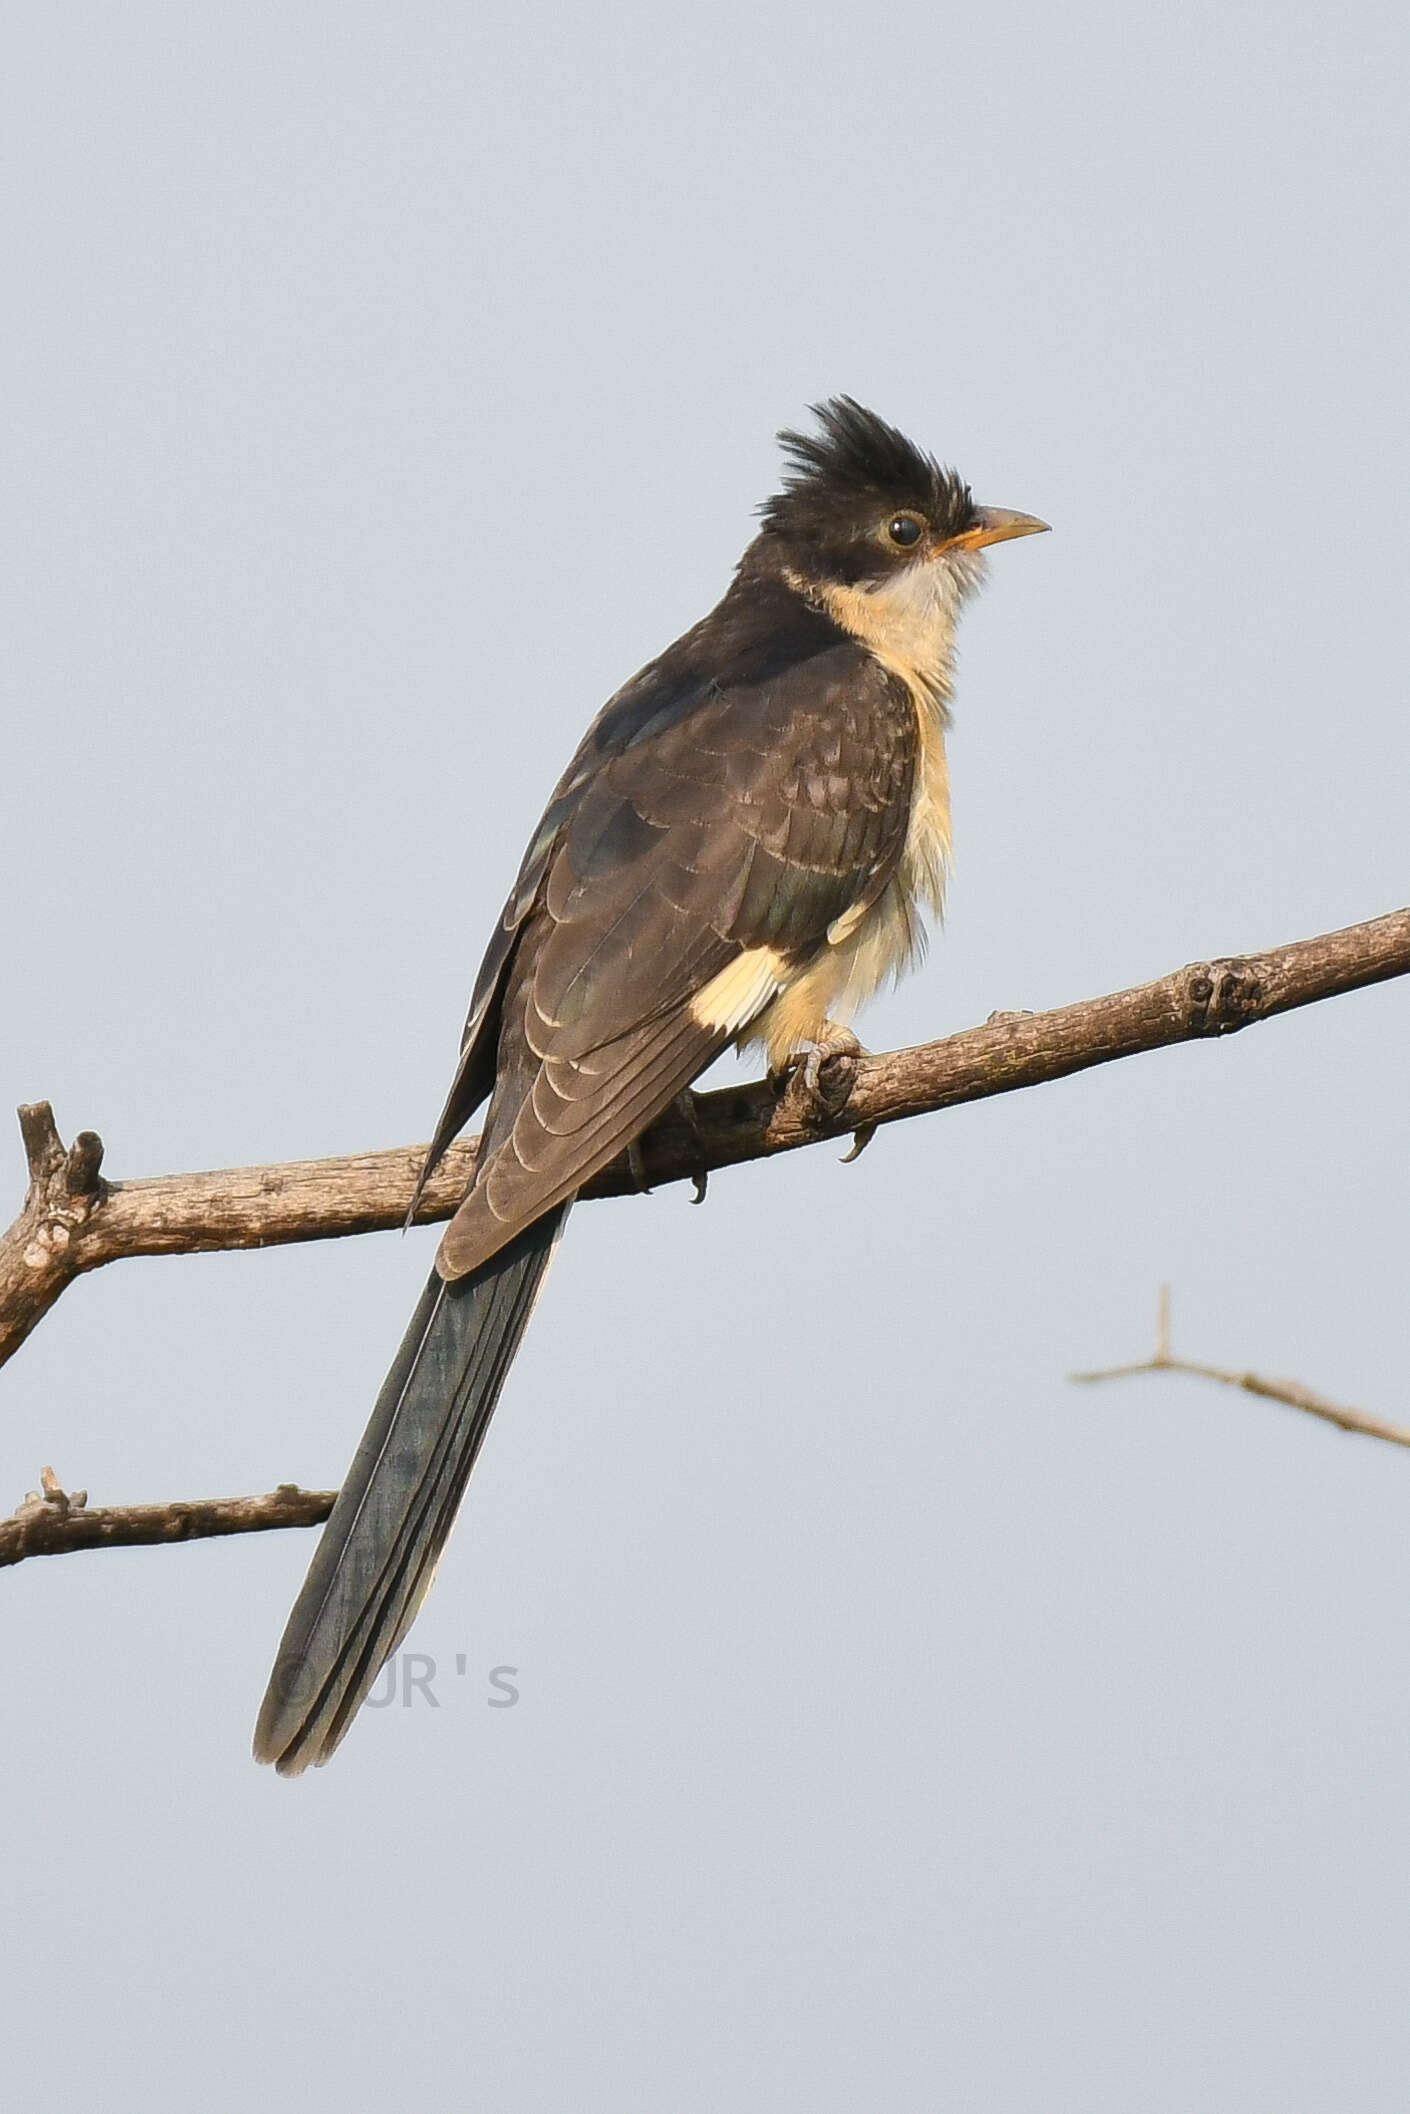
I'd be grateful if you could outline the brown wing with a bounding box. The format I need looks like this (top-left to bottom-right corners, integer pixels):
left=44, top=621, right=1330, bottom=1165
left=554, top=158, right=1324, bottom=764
left=436, top=589, right=917, bottom=1278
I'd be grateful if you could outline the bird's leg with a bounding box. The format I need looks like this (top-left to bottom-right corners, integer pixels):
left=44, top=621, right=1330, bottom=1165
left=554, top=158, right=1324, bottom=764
left=626, top=1136, right=652, bottom=1195
left=627, top=1092, right=709, bottom=1201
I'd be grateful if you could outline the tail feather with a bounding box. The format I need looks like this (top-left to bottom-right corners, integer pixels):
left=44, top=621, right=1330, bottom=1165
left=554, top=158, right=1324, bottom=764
left=253, top=1204, right=568, bottom=1775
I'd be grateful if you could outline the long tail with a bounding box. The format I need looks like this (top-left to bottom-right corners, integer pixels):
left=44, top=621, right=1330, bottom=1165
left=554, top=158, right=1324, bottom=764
left=253, top=1204, right=569, bottom=1775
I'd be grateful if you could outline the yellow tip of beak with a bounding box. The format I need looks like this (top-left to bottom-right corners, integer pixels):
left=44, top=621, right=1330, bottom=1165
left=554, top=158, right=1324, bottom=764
left=952, top=506, right=1051, bottom=552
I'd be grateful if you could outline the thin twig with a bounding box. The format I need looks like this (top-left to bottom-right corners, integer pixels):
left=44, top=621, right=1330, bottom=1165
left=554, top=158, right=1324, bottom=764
left=0, top=1471, right=336, bottom=1567
left=3, top=902, right=1408, bottom=1375
left=1072, top=1289, right=1410, bottom=1452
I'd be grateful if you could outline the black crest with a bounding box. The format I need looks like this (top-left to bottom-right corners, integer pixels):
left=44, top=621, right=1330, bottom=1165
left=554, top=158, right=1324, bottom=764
left=759, top=397, right=974, bottom=546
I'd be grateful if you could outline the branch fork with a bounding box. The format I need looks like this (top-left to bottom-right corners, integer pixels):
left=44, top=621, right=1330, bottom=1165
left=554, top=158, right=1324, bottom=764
left=1072, top=1288, right=1410, bottom=1451
left=17, top=1101, right=105, bottom=1261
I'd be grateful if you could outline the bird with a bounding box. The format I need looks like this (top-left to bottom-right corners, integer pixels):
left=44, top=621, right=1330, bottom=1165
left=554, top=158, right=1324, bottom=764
left=253, top=397, right=1047, bottom=1773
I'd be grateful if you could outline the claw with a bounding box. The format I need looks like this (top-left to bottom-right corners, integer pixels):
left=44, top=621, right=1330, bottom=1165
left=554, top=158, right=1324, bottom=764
left=672, top=1089, right=710, bottom=1204
left=840, top=1123, right=877, bottom=1165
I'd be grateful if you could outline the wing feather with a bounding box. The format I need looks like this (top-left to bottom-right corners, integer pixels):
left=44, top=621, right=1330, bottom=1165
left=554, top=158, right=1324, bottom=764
left=431, top=586, right=920, bottom=1279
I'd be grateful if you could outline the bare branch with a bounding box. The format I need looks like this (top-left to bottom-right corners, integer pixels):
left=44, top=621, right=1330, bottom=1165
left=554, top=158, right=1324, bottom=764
left=4, top=903, right=1408, bottom=1375
left=19, top=1102, right=66, bottom=1188
left=1, top=1470, right=336, bottom=1567
left=1072, top=1289, right=1410, bottom=1452
left=3, top=1103, right=112, bottom=1370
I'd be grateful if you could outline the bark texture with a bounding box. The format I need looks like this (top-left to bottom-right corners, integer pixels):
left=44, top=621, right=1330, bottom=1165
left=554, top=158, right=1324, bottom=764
left=3, top=905, right=1407, bottom=1376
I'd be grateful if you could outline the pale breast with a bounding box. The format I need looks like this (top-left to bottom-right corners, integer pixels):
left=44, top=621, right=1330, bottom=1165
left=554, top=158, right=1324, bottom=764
left=747, top=565, right=961, bottom=1067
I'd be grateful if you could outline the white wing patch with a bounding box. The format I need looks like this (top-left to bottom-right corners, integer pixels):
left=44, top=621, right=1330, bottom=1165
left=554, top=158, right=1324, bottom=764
left=689, top=946, right=787, bottom=1034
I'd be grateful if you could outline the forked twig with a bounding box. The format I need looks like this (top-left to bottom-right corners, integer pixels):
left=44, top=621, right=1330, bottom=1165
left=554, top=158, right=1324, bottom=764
left=1072, top=1289, right=1410, bottom=1452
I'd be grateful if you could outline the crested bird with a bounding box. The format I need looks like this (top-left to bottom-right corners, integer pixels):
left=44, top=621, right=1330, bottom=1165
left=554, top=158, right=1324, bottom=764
left=254, top=397, right=1047, bottom=1772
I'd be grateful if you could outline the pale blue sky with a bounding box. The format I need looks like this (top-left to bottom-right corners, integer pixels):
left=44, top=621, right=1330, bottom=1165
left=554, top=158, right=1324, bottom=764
left=5, top=5, right=1409, bottom=2108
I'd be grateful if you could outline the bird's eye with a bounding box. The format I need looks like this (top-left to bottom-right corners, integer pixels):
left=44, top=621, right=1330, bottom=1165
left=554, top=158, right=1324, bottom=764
left=886, top=512, right=926, bottom=548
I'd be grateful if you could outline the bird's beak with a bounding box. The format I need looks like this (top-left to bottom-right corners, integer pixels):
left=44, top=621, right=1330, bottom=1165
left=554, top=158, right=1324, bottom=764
left=948, top=506, right=1051, bottom=551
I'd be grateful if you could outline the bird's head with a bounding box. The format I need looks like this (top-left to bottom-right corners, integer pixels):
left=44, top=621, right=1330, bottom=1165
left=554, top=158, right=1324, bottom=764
left=745, top=398, right=1047, bottom=683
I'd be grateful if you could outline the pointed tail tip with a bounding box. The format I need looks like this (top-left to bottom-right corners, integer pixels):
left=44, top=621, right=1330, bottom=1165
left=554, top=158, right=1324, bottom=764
left=255, top=1748, right=319, bottom=1779
left=252, top=1660, right=335, bottom=1777
left=252, top=1718, right=329, bottom=1777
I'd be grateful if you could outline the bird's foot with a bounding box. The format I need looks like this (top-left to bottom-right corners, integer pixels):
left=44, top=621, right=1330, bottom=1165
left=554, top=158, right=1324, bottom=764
left=780, top=1021, right=866, bottom=1102
left=671, top=1088, right=710, bottom=1204
left=773, top=1021, right=867, bottom=1127
left=627, top=1092, right=710, bottom=1201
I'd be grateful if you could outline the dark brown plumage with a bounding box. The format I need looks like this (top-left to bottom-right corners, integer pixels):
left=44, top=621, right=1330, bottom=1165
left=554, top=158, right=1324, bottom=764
left=254, top=399, right=1045, bottom=1773
left=433, top=577, right=914, bottom=1277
